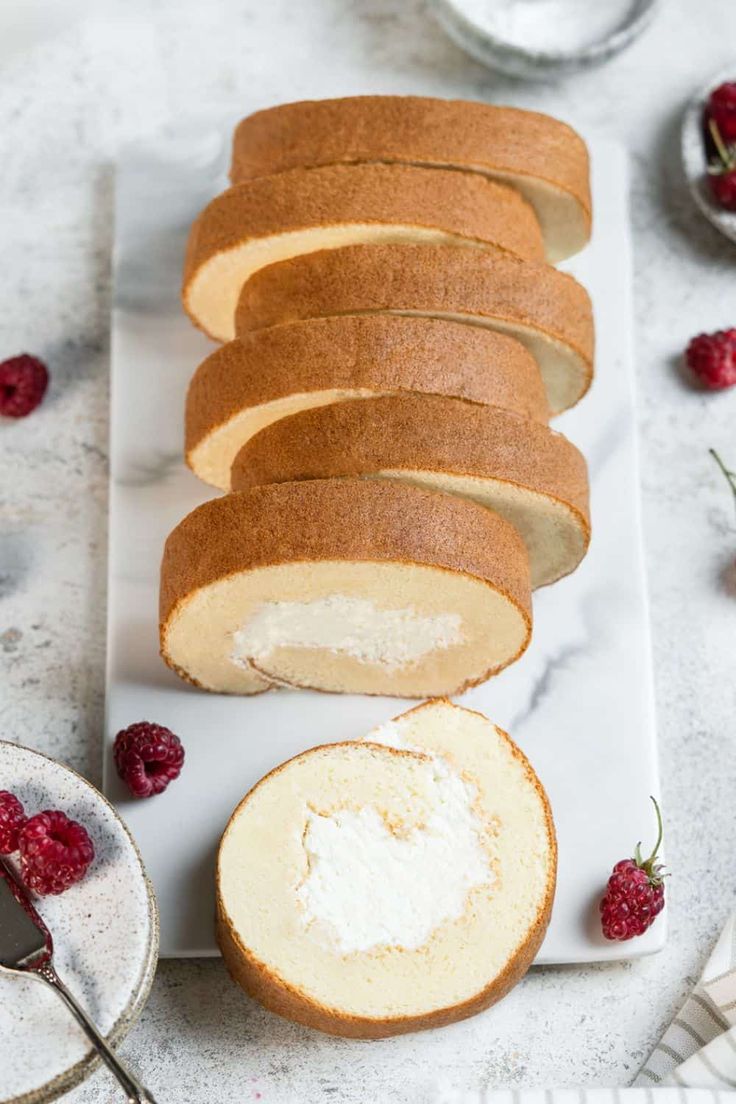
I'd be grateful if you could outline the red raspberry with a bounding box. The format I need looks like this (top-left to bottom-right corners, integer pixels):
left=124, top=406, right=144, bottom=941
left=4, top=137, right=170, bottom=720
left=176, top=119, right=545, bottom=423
left=0, top=354, right=49, bottom=417
left=709, top=169, right=736, bottom=211
left=114, top=722, right=185, bottom=798
left=686, top=328, right=736, bottom=389
left=18, top=811, right=95, bottom=896
left=600, top=798, right=666, bottom=941
left=708, top=83, right=736, bottom=143
left=0, top=791, right=27, bottom=854
left=706, top=117, right=736, bottom=211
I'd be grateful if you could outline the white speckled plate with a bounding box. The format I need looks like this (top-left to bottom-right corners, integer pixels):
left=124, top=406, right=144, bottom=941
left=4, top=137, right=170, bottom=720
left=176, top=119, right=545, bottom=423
left=0, top=742, right=158, bottom=1104
left=682, top=64, right=736, bottom=244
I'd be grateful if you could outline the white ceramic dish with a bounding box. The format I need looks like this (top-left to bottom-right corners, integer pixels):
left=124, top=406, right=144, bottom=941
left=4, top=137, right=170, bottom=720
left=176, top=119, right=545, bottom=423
left=429, top=0, right=660, bottom=80
left=104, top=122, right=664, bottom=965
left=682, top=64, right=736, bottom=244
left=0, top=741, right=158, bottom=1104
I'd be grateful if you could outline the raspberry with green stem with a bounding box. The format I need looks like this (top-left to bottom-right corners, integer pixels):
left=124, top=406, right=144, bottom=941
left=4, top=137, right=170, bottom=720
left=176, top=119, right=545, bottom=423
left=600, top=797, right=666, bottom=941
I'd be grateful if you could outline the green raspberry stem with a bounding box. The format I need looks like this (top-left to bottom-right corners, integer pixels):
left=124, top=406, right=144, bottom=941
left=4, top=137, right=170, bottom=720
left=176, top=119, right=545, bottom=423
left=710, top=448, right=736, bottom=521
left=709, top=118, right=735, bottom=169
left=634, top=796, right=664, bottom=884
left=646, top=796, right=663, bottom=866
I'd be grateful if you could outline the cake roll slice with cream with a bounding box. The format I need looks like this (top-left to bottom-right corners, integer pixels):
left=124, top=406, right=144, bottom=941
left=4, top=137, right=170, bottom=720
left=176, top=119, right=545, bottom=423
left=216, top=698, right=556, bottom=1037
left=229, top=95, right=590, bottom=260
left=234, top=243, right=594, bottom=414
left=182, top=163, right=544, bottom=341
left=159, top=479, right=531, bottom=696
left=230, top=393, right=590, bottom=588
left=185, top=315, right=550, bottom=491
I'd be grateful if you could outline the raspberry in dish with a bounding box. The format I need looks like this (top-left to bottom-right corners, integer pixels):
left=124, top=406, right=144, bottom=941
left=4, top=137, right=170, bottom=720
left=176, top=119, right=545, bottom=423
left=18, top=810, right=95, bottom=896
left=708, top=82, right=736, bottom=144
left=0, top=791, right=27, bottom=854
left=706, top=117, right=736, bottom=211
left=114, top=722, right=185, bottom=798
left=709, top=164, right=736, bottom=210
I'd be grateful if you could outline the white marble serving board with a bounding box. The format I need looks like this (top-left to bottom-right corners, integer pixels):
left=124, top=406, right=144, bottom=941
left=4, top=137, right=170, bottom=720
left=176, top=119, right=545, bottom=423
left=104, top=122, right=663, bottom=962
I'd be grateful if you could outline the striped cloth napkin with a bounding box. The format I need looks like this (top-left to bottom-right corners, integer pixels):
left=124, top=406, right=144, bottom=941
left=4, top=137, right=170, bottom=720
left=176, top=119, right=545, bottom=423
left=636, top=912, right=736, bottom=1088
left=433, top=1091, right=736, bottom=1104
left=434, top=915, right=736, bottom=1104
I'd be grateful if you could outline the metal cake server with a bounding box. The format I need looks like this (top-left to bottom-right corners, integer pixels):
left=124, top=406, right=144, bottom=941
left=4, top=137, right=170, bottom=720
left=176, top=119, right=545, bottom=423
left=0, top=859, right=157, bottom=1103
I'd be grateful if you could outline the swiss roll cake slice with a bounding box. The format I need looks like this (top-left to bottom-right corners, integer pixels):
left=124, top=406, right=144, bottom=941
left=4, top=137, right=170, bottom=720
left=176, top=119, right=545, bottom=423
left=185, top=315, right=550, bottom=491
left=230, top=393, right=590, bottom=588
left=234, top=243, right=594, bottom=415
left=216, top=698, right=557, bottom=1037
left=159, top=479, right=532, bottom=696
left=182, top=163, right=544, bottom=341
left=229, top=95, right=591, bottom=261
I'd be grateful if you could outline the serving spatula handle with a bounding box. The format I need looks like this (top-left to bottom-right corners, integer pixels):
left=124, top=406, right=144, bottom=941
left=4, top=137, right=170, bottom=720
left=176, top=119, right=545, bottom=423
left=33, top=962, right=157, bottom=1103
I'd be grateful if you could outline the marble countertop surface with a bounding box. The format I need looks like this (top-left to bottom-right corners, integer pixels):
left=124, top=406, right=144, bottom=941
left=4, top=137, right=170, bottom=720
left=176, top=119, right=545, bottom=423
left=1, top=0, right=735, bottom=1100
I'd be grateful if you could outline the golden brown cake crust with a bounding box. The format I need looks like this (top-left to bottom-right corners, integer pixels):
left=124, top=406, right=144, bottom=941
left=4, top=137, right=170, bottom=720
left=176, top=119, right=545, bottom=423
left=185, top=315, right=549, bottom=459
left=159, top=478, right=532, bottom=645
left=234, top=243, right=594, bottom=369
left=182, top=162, right=544, bottom=302
left=215, top=701, right=557, bottom=1038
left=229, top=94, right=590, bottom=232
left=230, top=392, right=589, bottom=524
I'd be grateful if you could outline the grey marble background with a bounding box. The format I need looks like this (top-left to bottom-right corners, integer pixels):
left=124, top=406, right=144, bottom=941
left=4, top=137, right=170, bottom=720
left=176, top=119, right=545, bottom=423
left=0, top=0, right=735, bottom=1100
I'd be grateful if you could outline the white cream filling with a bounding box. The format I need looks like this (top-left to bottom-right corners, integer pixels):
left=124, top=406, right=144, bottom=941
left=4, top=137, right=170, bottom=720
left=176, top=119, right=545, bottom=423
left=364, top=719, right=409, bottom=750
left=295, top=755, right=493, bottom=954
left=231, top=594, right=463, bottom=671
